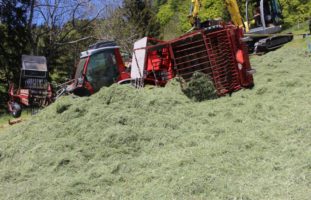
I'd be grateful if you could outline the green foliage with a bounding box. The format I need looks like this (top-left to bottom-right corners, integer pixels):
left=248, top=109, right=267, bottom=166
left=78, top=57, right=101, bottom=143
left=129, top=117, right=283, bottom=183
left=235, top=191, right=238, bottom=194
left=123, top=0, right=161, bottom=38
left=95, top=1, right=161, bottom=54
left=156, top=0, right=311, bottom=35
left=280, top=0, right=311, bottom=26
left=156, top=0, right=226, bottom=32
left=157, top=3, right=174, bottom=26
left=0, top=0, right=31, bottom=83
left=0, top=83, right=7, bottom=113
left=0, top=0, right=97, bottom=93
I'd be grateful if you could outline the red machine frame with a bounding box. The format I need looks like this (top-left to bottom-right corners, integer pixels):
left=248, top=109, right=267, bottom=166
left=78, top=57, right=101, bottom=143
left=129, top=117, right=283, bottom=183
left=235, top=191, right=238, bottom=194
left=131, top=25, right=255, bottom=95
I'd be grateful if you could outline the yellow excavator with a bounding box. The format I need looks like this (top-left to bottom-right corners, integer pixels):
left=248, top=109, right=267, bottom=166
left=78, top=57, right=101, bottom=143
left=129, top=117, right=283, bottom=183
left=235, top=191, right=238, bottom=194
left=188, top=0, right=202, bottom=28
left=189, top=0, right=243, bottom=28
left=225, top=0, right=244, bottom=28
left=189, top=0, right=293, bottom=53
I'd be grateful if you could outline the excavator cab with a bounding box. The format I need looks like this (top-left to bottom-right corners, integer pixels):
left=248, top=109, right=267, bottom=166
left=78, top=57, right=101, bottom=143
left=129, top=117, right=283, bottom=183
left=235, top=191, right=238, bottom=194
left=244, top=0, right=292, bottom=52
left=246, top=0, right=283, bottom=33
left=186, top=0, right=292, bottom=53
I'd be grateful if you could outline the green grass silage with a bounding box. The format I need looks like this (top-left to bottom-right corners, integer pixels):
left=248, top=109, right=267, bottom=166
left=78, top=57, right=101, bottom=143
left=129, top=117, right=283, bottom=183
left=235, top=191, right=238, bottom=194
left=0, top=40, right=310, bottom=200
left=181, top=72, right=217, bottom=102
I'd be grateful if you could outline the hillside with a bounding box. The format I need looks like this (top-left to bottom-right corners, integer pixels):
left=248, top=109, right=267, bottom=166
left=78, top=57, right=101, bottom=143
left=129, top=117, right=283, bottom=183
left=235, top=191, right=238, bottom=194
left=0, top=38, right=310, bottom=199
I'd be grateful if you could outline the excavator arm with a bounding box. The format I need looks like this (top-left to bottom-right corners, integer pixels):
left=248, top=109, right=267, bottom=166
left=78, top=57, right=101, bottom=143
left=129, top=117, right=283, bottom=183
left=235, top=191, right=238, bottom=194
left=225, top=0, right=246, bottom=29
left=189, top=0, right=248, bottom=31
left=189, top=0, right=202, bottom=28
left=190, top=0, right=201, bottom=18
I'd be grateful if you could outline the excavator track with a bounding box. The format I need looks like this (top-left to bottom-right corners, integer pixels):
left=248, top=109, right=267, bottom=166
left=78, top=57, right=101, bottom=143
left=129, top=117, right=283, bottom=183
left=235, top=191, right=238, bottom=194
left=253, top=34, right=294, bottom=53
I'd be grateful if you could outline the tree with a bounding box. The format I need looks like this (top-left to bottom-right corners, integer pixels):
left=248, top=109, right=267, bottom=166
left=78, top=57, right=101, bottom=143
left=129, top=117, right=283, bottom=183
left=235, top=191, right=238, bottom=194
left=0, top=0, right=31, bottom=83
left=30, top=0, right=104, bottom=81
left=280, top=0, right=311, bottom=27
left=0, top=0, right=105, bottom=85
left=95, top=0, right=161, bottom=54
left=156, top=0, right=311, bottom=34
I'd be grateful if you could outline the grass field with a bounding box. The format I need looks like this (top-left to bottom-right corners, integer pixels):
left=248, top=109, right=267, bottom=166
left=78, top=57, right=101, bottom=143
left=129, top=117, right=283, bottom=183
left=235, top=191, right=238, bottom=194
left=0, top=114, right=11, bottom=128
left=0, top=112, right=30, bottom=131
left=0, top=38, right=310, bottom=200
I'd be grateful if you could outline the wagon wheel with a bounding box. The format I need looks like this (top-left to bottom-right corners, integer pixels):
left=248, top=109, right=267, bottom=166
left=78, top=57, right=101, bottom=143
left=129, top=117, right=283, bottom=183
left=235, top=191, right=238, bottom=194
left=12, top=102, right=22, bottom=118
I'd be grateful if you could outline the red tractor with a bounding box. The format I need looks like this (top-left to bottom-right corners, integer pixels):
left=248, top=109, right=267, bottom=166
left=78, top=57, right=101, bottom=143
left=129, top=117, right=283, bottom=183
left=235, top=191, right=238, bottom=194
left=59, top=41, right=130, bottom=97
left=8, top=55, right=53, bottom=118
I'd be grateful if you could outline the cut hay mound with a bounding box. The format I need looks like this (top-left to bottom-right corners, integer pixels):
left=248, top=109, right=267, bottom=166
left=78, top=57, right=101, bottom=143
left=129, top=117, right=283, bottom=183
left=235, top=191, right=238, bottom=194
left=181, top=72, right=217, bottom=102
left=0, top=39, right=310, bottom=199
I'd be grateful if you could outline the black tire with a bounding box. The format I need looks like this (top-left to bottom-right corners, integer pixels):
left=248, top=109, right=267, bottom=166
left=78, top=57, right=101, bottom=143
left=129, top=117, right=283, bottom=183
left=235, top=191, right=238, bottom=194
left=12, top=103, right=22, bottom=118
left=73, top=87, right=91, bottom=97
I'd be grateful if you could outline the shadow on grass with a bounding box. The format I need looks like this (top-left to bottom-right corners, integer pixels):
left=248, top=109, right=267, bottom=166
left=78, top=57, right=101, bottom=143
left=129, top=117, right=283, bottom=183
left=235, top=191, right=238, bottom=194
left=0, top=89, right=8, bottom=115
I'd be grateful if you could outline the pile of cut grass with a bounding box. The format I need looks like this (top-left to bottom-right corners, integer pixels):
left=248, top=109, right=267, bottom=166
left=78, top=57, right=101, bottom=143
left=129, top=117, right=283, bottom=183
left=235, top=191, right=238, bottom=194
left=181, top=72, right=217, bottom=102
left=0, top=39, right=310, bottom=200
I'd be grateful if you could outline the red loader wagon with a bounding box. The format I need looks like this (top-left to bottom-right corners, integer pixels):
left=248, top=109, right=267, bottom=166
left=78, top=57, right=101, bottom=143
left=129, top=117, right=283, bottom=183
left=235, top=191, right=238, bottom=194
left=131, top=25, right=255, bottom=95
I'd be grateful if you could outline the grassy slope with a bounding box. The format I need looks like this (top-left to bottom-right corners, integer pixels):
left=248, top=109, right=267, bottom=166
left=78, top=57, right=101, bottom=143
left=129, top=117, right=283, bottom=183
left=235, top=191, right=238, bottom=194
left=0, top=112, right=30, bottom=131
left=0, top=114, right=11, bottom=128
left=0, top=39, right=310, bottom=200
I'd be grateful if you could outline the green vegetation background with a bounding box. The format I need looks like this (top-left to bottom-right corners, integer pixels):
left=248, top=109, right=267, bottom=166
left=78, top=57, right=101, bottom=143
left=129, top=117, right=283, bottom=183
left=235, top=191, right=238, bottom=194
left=156, top=0, right=311, bottom=37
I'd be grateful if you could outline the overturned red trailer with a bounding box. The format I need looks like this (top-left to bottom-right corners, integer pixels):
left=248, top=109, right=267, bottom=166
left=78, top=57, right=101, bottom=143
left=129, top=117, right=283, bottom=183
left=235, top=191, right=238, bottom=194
left=130, top=25, right=255, bottom=95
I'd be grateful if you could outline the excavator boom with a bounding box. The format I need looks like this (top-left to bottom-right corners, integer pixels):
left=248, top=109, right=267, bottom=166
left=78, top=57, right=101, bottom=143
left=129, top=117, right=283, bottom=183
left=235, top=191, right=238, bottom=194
left=225, top=0, right=246, bottom=30
left=190, top=0, right=246, bottom=30
left=189, top=0, right=202, bottom=28
left=190, top=0, right=201, bottom=17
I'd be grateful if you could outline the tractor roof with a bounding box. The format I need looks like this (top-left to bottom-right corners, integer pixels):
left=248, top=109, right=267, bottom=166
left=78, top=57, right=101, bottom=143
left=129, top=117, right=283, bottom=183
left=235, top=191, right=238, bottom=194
left=22, top=55, right=48, bottom=72
left=80, top=41, right=120, bottom=58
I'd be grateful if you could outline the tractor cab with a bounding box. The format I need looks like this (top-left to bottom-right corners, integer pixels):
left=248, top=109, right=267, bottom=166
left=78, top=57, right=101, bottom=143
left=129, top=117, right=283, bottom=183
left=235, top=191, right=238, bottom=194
left=246, top=0, right=283, bottom=34
left=67, top=41, right=130, bottom=96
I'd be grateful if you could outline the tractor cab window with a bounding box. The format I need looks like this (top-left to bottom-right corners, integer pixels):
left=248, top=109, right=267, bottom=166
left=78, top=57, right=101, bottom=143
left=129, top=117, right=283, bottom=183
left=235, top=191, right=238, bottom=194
left=74, top=58, right=87, bottom=80
left=86, top=49, right=119, bottom=92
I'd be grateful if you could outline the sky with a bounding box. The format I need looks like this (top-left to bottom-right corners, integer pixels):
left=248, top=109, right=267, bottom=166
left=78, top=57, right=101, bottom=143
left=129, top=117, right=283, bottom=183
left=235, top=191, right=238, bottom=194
left=33, top=0, right=123, bottom=26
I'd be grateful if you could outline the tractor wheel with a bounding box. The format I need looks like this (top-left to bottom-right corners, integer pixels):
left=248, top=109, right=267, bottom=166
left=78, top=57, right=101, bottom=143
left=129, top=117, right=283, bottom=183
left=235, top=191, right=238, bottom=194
left=11, top=102, right=22, bottom=118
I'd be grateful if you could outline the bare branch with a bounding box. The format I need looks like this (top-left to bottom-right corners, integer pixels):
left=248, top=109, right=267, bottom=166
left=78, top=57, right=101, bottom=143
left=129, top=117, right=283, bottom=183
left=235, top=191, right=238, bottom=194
left=55, top=36, right=96, bottom=45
